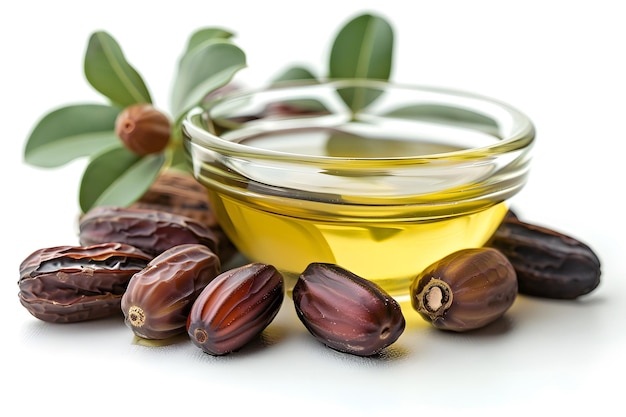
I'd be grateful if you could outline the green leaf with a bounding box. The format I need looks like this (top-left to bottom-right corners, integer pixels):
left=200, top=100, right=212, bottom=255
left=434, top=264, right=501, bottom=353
left=336, top=83, right=388, bottom=115
left=79, top=145, right=165, bottom=213
left=24, top=104, right=121, bottom=167
left=329, top=14, right=394, bottom=113
left=272, top=66, right=318, bottom=84
left=84, top=31, right=152, bottom=107
left=170, top=40, right=246, bottom=120
left=329, top=13, right=394, bottom=80
left=384, top=104, right=499, bottom=132
left=184, top=28, right=234, bottom=55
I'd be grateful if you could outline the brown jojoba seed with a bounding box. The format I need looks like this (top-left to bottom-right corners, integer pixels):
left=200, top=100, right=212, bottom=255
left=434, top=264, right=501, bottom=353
left=292, top=263, right=405, bottom=357
left=121, top=243, right=220, bottom=340
left=115, top=103, right=171, bottom=155
left=79, top=206, right=220, bottom=258
left=130, top=170, right=237, bottom=264
left=410, top=247, right=517, bottom=332
left=18, top=243, right=152, bottom=323
left=487, top=216, right=601, bottom=299
left=131, top=170, right=219, bottom=227
left=187, top=263, right=284, bottom=356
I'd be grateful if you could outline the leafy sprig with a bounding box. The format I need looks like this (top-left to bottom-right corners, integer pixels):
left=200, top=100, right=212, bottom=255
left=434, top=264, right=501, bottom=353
left=24, top=28, right=246, bottom=213
left=23, top=13, right=395, bottom=214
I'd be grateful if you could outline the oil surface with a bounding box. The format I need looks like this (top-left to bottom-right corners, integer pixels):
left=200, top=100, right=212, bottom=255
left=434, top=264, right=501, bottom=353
left=239, top=128, right=465, bottom=158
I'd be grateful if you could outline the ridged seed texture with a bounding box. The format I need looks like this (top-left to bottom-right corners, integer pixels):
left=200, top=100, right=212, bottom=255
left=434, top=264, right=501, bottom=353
left=187, top=263, right=284, bottom=356
left=121, top=243, right=220, bottom=340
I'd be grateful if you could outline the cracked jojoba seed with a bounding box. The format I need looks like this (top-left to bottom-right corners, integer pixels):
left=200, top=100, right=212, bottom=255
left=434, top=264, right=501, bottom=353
left=79, top=206, right=221, bottom=258
left=487, top=217, right=601, bottom=299
left=18, top=243, right=152, bottom=323
left=292, top=262, right=406, bottom=357
left=115, top=103, right=171, bottom=155
left=410, top=247, right=518, bottom=332
left=187, top=263, right=284, bottom=356
left=121, top=243, right=221, bottom=340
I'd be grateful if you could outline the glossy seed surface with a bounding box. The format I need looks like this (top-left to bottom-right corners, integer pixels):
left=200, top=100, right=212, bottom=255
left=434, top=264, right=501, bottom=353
left=410, top=247, right=517, bottom=332
left=121, top=243, right=220, bottom=340
left=488, top=217, right=601, bottom=299
left=79, top=206, right=220, bottom=258
left=187, top=263, right=284, bottom=355
left=292, top=262, right=405, bottom=356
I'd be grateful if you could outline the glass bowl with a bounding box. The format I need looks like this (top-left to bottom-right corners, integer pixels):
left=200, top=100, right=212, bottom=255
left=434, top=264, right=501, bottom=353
left=182, top=79, right=535, bottom=299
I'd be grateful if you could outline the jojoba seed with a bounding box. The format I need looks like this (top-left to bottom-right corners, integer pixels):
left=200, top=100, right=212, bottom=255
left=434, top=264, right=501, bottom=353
left=410, top=247, right=517, bottom=332
left=292, top=263, right=405, bottom=357
left=79, top=206, right=220, bottom=258
left=187, top=263, right=284, bottom=356
left=130, top=170, right=237, bottom=264
left=121, top=243, right=220, bottom=340
left=488, top=217, right=601, bottom=299
left=18, top=243, right=152, bottom=323
left=131, top=170, right=220, bottom=227
left=115, top=103, right=171, bottom=155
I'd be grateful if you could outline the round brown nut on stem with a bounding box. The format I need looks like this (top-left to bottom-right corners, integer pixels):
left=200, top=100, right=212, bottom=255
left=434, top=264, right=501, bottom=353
left=292, top=263, right=405, bottom=357
left=115, top=103, right=171, bottom=155
left=410, top=247, right=517, bottom=332
left=186, top=263, right=284, bottom=356
left=121, top=243, right=221, bottom=340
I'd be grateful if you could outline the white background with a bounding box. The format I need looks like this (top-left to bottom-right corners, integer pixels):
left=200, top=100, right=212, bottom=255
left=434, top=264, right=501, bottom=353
left=1, top=1, right=624, bottom=415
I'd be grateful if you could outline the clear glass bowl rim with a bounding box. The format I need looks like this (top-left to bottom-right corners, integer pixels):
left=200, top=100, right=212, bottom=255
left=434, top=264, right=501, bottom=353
left=182, top=79, right=535, bottom=168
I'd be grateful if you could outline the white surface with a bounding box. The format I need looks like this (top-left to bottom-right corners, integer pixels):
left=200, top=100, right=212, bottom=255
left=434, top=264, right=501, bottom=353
left=2, top=1, right=624, bottom=415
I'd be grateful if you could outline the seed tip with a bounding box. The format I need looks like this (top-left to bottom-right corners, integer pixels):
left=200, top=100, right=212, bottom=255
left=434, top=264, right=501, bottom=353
left=127, top=305, right=145, bottom=327
left=418, top=278, right=452, bottom=317
left=194, top=328, right=208, bottom=344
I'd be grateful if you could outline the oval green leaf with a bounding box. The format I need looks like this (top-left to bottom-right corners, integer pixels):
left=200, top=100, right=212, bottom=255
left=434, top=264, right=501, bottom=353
left=329, top=13, right=394, bottom=80
left=79, top=145, right=165, bottom=213
left=384, top=104, right=499, bottom=133
left=272, top=66, right=318, bottom=84
left=84, top=31, right=152, bottom=107
left=24, top=104, right=121, bottom=167
left=171, top=40, right=246, bottom=120
left=184, top=28, right=234, bottom=55
left=329, top=14, right=394, bottom=112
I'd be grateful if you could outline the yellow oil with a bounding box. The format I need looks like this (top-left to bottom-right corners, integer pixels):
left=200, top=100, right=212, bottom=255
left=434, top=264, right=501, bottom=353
left=206, top=194, right=507, bottom=301
left=196, top=127, right=509, bottom=300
